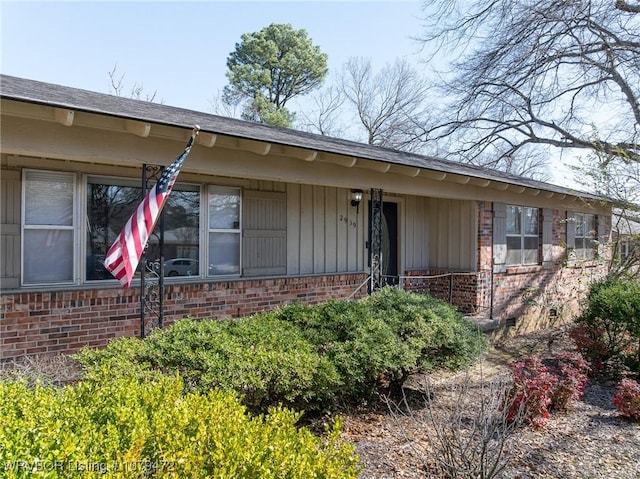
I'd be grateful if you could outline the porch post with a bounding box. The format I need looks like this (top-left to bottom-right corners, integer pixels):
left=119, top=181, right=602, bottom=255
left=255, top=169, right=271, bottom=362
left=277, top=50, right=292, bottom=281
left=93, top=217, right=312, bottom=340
left=369, top=188, right=383, bottom=292
left=140, top=164, right=165, bottom=338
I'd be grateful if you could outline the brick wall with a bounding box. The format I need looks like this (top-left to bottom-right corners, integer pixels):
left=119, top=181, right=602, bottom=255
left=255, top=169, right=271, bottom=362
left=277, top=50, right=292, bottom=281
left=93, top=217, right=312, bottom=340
left=478, top=204, right=609, bottom=336
left=402, top=269, right=490, bottom=315
left=0, top=273, right=367, bottom=360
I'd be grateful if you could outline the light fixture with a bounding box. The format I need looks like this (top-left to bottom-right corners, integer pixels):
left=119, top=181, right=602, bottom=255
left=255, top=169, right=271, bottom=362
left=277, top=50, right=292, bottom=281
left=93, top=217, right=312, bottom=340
left=351, top=189, right=363, bottom=213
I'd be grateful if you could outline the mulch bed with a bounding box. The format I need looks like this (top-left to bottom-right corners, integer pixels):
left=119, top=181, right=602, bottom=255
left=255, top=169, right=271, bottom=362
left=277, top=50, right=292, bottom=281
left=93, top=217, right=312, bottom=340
left=340, top=324, right=640, bottom=478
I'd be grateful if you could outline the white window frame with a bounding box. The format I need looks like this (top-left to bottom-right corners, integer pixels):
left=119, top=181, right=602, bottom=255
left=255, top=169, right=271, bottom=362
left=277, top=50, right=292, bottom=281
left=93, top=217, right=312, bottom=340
left=506, top=205, right=540, bottom=266
left=20, top=169, right=250, bottom=286
left=574, top=213, right=596, bottom=260
left=207, top=185, right=242, bottom=277
left=22, top=169, right=77, bottom=286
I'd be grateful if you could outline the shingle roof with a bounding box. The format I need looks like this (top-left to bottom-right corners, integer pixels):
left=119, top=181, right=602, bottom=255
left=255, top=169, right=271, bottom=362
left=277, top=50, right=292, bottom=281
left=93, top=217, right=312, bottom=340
left=0, top=74, right=602, bottom=200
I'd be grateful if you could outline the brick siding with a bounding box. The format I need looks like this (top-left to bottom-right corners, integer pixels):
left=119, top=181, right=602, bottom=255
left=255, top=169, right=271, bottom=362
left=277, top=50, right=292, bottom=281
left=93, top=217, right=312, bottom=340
left=0, top=273, right=367, bottom=360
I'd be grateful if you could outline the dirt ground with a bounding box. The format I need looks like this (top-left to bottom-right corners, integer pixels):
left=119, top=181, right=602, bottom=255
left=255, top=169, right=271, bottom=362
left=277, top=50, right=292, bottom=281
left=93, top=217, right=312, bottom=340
left=339, top=324, right=640, bottom=478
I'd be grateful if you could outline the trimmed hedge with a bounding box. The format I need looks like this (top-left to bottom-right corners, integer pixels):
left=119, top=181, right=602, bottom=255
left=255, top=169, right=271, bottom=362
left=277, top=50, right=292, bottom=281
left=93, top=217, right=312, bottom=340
left=0, top=373, right=360, bottom=478
left=77, top=287, right=488, bottom=413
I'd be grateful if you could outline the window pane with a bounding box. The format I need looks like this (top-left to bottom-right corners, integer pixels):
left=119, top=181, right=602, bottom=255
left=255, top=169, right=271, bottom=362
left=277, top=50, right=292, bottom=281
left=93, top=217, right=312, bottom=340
left=585, top=214, right=596, bottom=238
left=209, top=232, right=240, bottom=275
left=86, top=181, right=141, bottom=280
left=584, top=238, right=595, bottom=259
left=523, top=236, right=539, bottom=264
left=86, top=179, right=199, bottom=280
left=209, top=186, right=240, bottom=229
left=506, top=206, right=521, bottom=234
left=25, top=171, right=74, bottom=226
left=524, top=208, right=538, bottom=235
left=24, top=230, right=73, bottom=283
left=506, top=236, right=522, bottom=265
left=576, top=213, right=584, bottom=236
left=151, top=189, right=200, bottom=276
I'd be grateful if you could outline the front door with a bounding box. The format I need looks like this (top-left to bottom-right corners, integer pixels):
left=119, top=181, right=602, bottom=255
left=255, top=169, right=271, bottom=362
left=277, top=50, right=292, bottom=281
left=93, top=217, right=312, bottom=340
left=382, top=202, right=399, bottom=285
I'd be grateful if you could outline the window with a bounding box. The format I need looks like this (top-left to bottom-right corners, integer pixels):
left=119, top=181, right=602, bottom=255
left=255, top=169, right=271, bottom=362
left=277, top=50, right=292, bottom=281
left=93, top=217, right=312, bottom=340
left=619, top=239, right=633, bottom=260
left=574, top=213, right=596, bottom=260
left=22, top=169, right=248, bottom=286
left=208, top=186, right=241, bottom=275
left=86, top=176, right=200, bottom=280
left=23, top=171, right=75, bottom=284
left=506, top=205, right=539, bottom=265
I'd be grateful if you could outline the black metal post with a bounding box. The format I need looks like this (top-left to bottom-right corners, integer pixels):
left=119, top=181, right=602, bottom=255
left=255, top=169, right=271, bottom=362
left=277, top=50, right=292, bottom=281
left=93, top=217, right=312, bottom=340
left=369, top=188, right=383, bottom=293
left=140, top=164, right=165, bottom=338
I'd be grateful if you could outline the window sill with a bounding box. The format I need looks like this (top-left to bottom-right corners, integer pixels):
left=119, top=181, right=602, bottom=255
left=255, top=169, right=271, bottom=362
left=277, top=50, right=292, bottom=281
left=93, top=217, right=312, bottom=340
left=566, top=259, right=600, bottom=268
left=506, top=265, right=543, bottom=275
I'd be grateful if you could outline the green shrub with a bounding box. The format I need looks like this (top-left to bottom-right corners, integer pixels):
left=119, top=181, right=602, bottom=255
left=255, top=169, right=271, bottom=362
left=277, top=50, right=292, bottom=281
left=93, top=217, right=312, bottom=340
left=275, top=287, right=488, bottom=399
left=361, top=287, right=488, bottom=372
left=573, top=278, right=640, bottom=374
left=77, top=288, right=487, bottom=413
left=77, top=315, right=340, bottom=413
left=0, top=374, right=360, bottom=478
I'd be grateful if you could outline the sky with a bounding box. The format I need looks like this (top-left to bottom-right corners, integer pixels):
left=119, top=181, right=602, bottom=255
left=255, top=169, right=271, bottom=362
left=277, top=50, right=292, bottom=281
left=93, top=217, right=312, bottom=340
left=1, top=1, right=427, bottom=112
left=1, top=0, right=578, bottom=186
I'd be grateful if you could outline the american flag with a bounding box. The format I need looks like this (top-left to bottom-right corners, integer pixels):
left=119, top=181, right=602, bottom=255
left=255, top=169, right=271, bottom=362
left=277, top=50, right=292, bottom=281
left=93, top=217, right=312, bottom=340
left=104, top=127, right=199, bottom=288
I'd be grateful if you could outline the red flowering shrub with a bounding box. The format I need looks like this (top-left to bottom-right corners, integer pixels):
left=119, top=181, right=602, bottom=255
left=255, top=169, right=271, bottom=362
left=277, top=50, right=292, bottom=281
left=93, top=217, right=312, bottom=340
left=613, top=378, right=640, bottom=421
left=569, top=326, right=610, bottom=375
left=505, top=357, right=557, bottom=429
left=550, top=352, right=590, bottom=411
left=504, top=353, right=590, bottom=428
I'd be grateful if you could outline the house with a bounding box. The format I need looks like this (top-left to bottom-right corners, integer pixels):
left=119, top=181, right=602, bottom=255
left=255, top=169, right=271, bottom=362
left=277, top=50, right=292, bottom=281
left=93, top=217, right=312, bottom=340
left=0, top=75, right=612, bottom=360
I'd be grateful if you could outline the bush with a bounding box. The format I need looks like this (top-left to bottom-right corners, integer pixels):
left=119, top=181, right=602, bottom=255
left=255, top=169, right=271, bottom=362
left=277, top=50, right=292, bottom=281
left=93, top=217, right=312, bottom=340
left=573, top=278, right=640, bottom=375
left=550, top=352, right=590, bottom=411
left=77, top=315, right=340, bottom=414
left=613, top=378, right=640, bottom=421
left=0, top=374, right=360, bottom=478
left=274, top=287, right=488, bottom=399
left=504, top=357, right=557, bottom=429
left=361, top=287, right=488, bottom=373
left=504, top=353, right=590, bottom=429
left=77, top=288, right=488, bottom=413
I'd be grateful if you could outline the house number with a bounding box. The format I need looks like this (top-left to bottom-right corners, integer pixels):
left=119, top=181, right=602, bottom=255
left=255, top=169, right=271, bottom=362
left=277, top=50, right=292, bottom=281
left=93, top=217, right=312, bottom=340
left=339, top=215, right=357, bottom=228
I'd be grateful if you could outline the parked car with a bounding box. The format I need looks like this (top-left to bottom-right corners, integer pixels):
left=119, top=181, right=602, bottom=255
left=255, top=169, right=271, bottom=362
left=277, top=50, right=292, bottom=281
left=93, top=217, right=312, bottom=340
left=164, top=258, right=199, bottom=276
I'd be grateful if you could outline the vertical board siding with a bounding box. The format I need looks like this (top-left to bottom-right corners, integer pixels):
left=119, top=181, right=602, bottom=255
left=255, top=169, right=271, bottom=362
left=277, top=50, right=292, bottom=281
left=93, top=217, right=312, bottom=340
left=1, top=169, right=21, bottom=288
left=409, top=197, right=475, bottom=271
left=243, top=190, right=286, bottom=276
left=286, top=183, right=301, bottom=275
left=299, top=185, right=314, bottom=274
left=313, top=186, right=325, bottom=272
left=325, top=188, right=337, bottom=273
left=287, top=184, right=365, bottom=276
left=336, top=188, right=349, bottom=271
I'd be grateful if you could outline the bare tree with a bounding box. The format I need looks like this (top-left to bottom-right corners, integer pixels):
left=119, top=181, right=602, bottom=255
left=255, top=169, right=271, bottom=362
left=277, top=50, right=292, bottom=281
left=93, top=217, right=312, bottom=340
left=108, top=64, right=160, bottom=102
left=572, top=151, right=640, bottom=277
left=209, top=88, right=243, bottom=119
left=295, top=84, right=346, bottom=137
left=340, top=57, right=431, bottom=152
left=418, top=0, right=640, bottom=178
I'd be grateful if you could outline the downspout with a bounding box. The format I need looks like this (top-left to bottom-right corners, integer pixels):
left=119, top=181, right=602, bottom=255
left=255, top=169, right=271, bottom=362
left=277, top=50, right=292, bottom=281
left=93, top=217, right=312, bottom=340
left=489, top=202, right=495, bottom=320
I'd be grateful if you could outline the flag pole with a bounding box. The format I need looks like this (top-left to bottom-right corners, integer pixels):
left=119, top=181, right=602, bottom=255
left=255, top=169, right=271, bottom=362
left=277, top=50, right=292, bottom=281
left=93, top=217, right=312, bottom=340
left=140, top=125, right=200, bottom=338
left=140, top=125, right=200, bottom=339
left=103, top=125, right=199, bottom=337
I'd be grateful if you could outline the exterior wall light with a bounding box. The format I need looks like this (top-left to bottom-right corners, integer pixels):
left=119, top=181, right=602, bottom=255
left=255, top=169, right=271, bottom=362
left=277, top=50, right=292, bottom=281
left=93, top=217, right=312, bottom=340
left=351, top=189, right=363, bottom=213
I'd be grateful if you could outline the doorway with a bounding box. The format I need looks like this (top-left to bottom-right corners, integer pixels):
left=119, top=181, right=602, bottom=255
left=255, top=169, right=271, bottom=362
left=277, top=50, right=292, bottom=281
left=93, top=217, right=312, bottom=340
left=368, top=200, right=399, bottom=286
